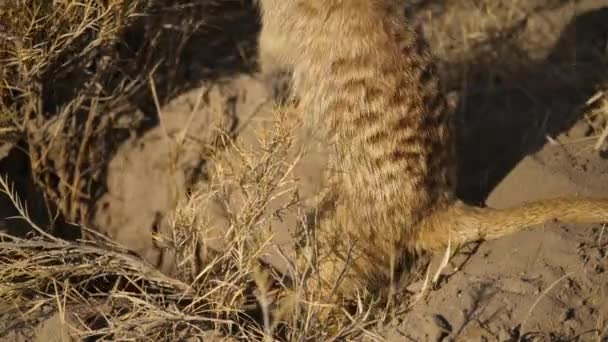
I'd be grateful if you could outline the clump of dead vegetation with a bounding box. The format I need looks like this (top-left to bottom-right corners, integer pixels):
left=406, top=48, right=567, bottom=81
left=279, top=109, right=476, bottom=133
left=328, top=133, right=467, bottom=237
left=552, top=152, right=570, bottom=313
left=0, top=106, right=381, bottom=340
left=0, top=0, right=258, bottom=225
left=0, top=0, right=148, bottom=224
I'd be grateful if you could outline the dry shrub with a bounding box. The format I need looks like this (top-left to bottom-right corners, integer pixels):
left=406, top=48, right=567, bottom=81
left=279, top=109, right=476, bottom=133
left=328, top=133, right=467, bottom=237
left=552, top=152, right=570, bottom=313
left=0, top=107, right=381, bottom=340
left=0, top=0, right=258, bottom=226
left=0, top=0, right=145, bottom=224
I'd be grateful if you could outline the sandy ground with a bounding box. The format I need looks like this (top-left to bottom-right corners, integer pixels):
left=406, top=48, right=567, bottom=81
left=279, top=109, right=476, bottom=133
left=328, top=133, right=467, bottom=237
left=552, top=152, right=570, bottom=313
left=1, top=0, right=608, bottom=340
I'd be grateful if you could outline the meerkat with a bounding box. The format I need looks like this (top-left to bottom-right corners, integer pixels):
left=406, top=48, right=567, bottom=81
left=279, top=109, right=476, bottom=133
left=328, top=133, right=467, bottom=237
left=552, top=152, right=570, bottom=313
left=256, top=0, right=608, bottom=304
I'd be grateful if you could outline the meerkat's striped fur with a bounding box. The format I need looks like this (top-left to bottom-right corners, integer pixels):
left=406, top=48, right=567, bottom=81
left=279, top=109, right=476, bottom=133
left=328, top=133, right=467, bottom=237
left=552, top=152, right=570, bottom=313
left=257, top=0, right=608, bottom=303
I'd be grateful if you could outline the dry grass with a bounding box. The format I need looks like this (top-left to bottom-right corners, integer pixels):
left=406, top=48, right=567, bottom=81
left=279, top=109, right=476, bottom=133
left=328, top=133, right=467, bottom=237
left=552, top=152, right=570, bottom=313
left=584, top=89, right=608, bottom=150
left=0, top=105, right=382, bottom=340
left=0, top=0, right=256, bottom=224
left=0, top=0, right=145, bottom=223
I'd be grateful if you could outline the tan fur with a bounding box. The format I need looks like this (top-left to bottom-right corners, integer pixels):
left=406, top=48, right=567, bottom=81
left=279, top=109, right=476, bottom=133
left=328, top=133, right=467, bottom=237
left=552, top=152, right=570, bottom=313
left=257, top=0, right=608, bottom=303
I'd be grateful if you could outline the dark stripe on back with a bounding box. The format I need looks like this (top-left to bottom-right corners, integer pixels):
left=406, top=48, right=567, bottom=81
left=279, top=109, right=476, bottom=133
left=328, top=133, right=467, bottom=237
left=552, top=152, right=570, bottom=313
left=365, top=129, right=389, bottom=146
left=351, top=109, right=382, bottom=128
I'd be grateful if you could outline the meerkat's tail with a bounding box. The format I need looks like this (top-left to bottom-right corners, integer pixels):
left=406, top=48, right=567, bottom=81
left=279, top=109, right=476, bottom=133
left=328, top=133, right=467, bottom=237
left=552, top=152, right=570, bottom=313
left=418, top=197, right=608, bottom=252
